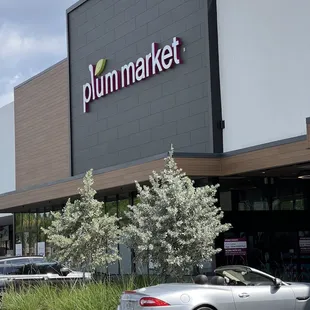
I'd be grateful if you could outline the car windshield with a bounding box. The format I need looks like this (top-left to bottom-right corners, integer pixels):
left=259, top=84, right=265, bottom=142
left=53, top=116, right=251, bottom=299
left=31, top=257, right=74, bottom=275
left=215, top=267, right=274, bottom=285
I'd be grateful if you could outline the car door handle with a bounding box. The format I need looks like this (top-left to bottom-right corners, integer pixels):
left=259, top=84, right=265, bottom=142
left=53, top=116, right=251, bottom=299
left=238, top=292, right=250, bottom=298
left=296, top=296, right=310, bottom=301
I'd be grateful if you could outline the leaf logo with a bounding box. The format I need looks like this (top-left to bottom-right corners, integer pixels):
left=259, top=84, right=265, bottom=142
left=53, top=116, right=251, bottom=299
left=95, top=58, right=107, bottom=76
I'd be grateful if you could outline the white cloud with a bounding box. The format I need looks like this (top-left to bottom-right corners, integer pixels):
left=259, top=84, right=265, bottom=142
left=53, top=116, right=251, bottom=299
left=0, top=24, right=66, bottom=61
left=0, top=23, right=68, bottom=108
left=0, top=92, right=14, bottom=108
left=0, top=73, right=25, bottom=108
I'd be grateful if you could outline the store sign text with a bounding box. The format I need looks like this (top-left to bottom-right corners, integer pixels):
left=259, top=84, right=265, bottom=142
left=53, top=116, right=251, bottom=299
left=82, top=37, right=182, bottom=113
left=224, top=238, right=247, bottom=256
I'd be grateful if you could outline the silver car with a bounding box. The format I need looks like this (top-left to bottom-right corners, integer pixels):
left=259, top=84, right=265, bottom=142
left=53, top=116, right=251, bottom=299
left=117, top=265, right=310, bottom=310
left=0, top=256, right=92, bottom=284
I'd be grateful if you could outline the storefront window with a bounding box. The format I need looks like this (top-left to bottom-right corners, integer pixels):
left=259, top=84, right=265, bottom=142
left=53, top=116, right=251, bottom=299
left=238, top=188, right=269, bottom=211
left=217, top=230, right=300, bottom=281
left=14, top=209, right=57, bottom=257
left=105, top=196, right=119, bottom=274
left=22, top=213, right=29, bottom=231
left=220, top=177, right=307, bottom=211
left=29, top=213, right=37, bottom=231
left=45, top=242, right=53, bottom=258
left=29, top=232, right=37, bottom=256
left=272, top=185, right=294, bottom=210
left=118, top=194, right=130, bottom=227
left=106, top=196, right=117, bottom=216
left=0, top=225, right=11, bottom=256
left=293, top=186, right=304, bottom=210
left=28, top=213, right=37, bottom=255
left=133, top=196, right=140, bottom=205
left=23, top=232, right=29, bottom=256
left=37, top=212, right=45, bottom=242
left=45, top=210, right=56, bottom=258
left=19, top=214, right=30, bottom=255
left=45, top=211, right=53, bottom=230
left=272, top=184, right=305, bottom=211
left=253, top=232, right=298, bottom=281
left=15, top=233, right=22, bottom=244
left=295, top=197, right=305, bottom=210
left=15, top=214, right=22, bottom=233
left=13, top=193, right=137, bottom=272
left=219, top=191, right=232, bottom=211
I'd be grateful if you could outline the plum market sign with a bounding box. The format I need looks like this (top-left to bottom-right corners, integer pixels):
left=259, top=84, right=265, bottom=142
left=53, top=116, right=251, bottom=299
left=82, top=37, right=182, bottom=113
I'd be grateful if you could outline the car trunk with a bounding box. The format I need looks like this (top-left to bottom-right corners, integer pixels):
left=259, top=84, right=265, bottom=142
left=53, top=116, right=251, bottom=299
left=119, top=283, right=198, bottom=309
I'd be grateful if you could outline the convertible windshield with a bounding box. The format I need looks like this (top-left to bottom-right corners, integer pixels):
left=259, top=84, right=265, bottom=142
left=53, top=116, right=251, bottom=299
left=215, top=267, right=274, bottom=286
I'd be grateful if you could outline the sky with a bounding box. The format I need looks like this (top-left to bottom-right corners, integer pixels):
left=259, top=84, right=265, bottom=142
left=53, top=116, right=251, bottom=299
left=0, top=0, right=77, bottom=108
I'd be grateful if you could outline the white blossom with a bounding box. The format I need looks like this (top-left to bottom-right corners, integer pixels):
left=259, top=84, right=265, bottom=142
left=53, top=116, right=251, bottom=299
left=122, top=145, right=232, bottom=278
left=42, top=169, right=121, bottom=272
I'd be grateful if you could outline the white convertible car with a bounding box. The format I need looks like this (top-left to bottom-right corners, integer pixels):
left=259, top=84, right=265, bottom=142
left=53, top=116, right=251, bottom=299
left=117, top=265, right=310, bottom=310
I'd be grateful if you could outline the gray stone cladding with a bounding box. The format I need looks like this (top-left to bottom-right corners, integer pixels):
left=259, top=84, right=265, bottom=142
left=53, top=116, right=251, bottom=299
left=68, top=0, right=213, bottom=175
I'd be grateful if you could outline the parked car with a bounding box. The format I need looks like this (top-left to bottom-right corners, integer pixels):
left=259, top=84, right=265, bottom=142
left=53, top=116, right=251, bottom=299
left=0, top=255, right=92, bottom=290
left=117, top=264, right=310, bottom=310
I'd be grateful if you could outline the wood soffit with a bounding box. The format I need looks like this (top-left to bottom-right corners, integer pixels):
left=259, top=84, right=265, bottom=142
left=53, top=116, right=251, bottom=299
left=1, top=122, right=310, bottom=211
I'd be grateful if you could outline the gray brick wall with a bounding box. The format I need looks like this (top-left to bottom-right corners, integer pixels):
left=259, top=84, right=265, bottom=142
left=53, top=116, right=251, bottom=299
left=68, top=0, right=213, bottom=175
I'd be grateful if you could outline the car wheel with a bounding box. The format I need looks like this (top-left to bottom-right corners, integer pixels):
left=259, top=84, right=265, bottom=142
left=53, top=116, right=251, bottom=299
left=197, top=307, right=214, bottom=310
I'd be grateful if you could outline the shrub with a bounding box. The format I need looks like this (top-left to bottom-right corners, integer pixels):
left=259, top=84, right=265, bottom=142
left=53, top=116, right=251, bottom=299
left=123, top=145, right=231, bottom=279
left=42, top=169, right=121, bottom=274
left=1, top=276, right=162, bottom=310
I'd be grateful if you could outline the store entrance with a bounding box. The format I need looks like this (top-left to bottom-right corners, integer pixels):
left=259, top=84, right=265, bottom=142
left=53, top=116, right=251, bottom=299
left=215, top=176, right=310, bottom=281
left=247, top=231, right=298, bottom=281
left=217, top=230, right=310, bottom=282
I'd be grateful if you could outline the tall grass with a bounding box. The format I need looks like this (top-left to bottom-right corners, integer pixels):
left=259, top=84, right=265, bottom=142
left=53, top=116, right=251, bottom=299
left=1, top=276, right=163, bottom=310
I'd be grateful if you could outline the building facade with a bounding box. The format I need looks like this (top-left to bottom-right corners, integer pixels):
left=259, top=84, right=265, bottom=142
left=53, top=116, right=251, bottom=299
left=0, top=102, right=15, bottom=255
left=1, top=0, right=310, bottom=278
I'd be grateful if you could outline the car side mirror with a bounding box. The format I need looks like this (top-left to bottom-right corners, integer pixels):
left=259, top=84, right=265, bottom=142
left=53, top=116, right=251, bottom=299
left=273, top=278, right=282, bottom=288
left=60, top=267, right=70, bottom=276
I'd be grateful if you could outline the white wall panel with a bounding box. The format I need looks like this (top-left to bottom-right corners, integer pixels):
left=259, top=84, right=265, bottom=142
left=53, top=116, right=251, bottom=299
left=217, top=0, right=310, bottom=152
left=0, top=102, right=15, bottom=194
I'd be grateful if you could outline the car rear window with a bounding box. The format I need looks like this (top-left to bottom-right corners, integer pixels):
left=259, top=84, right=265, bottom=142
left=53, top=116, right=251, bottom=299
left=6, top=258, right=30, bottom=265
left=31, top=257, right=57, bottom=264
left=31, top=257, right=46, bottom=263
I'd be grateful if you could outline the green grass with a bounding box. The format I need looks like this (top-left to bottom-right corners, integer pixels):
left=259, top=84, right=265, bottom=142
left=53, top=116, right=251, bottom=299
left=1, top=276, right=162, bottom=310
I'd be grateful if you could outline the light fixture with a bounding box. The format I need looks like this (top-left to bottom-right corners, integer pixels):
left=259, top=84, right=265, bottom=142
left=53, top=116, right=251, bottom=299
left=298, top=171, right=310, bottom=179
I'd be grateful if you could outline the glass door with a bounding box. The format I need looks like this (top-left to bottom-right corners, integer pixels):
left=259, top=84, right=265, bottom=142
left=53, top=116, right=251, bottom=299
left=246, top=231, right=298, bottom=281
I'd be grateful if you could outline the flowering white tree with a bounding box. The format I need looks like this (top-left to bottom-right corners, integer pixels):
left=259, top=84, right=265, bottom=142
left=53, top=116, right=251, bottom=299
left=123, top=146, right=231, bottom=279
left=42, top=169, right=121, bottom=273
